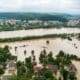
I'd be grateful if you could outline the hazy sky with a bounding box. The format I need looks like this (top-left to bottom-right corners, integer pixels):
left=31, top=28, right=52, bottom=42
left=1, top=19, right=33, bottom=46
left=0, top=0, right=80, bottom=14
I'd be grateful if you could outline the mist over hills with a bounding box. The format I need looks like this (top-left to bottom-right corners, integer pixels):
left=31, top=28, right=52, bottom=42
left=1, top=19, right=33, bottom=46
left=0, top=12, right=79, bottom=22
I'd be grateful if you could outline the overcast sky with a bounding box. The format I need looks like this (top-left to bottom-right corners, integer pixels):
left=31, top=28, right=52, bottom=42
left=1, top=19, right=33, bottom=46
left=0, top=0, right=80, bottom=14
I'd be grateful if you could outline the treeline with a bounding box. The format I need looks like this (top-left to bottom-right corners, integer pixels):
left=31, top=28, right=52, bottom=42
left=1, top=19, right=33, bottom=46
left=0, top=13, right=71, bottom=22
left=9, top=50, right=80, bottom=80
left=0, top=46, right=17, bottom=76
left=0, top=33, right=77, bottom=42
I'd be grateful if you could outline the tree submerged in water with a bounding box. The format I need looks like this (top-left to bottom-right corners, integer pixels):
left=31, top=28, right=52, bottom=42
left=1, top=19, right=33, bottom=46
left=0, top=46, right=17, bottom=77
left=9, top=50, right=80, bottom=80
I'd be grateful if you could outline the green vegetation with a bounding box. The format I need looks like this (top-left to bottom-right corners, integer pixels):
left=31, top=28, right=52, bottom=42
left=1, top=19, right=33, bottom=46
left=0, top=41, right=79, bottom=80
left=9, top=50, right=80, bottom=80
left=0, top=33, right=78, bottom=43
left=0, top=13, right=70, bottom=21
left=0, top=42, right=79, bottom=80
left=0, top=67, right=4, bottom=76
left=0, top=46, right=17, bottom=76
left=0, top=22, right=80, bottom=31
left=0, top=13, right=80, bottom=31
left=77, top=33, right=80, bottom=40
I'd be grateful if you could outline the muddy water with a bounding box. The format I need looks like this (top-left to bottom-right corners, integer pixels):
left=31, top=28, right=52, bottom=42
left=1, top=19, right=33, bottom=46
left=0, top=28, right=80, bottom=39
left=0, top=38, right=80, bottom=63
left=0, top=28, right=80, bottom=79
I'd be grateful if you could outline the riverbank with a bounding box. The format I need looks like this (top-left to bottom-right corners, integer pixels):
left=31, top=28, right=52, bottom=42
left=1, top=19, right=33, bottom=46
left=0, top=28, right=80, bottom=39
left=0, top=28, right=79, bottom=42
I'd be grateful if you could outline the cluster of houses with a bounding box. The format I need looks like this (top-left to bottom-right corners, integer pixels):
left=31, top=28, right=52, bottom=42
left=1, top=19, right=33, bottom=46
left=33, top=61, right=77, bottom=80
left=67, top=19, right=80, bottom=26
left=0, top=60, right=17, bottom=80
left=0, top=19, right=63, bottom=27
left=0, top=18, right=80, bottom=28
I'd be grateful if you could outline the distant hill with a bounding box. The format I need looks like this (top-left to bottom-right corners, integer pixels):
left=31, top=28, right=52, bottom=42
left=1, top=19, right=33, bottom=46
left=0, top=12, right=73, bottom=22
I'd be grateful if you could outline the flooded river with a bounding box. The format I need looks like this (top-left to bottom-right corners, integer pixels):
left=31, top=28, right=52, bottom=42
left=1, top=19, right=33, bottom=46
left=0, top=38, right=80, bottom=62
left=0, top=28, right=80, bottom=80
left=0, top=28, right=80, bottom=62
left=0, top=28, right=80, bottom=39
